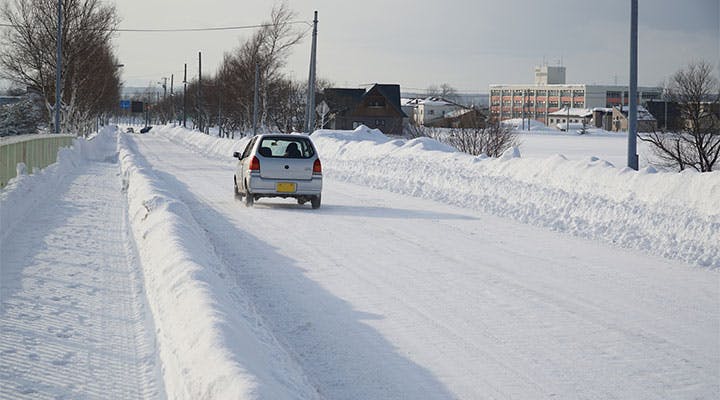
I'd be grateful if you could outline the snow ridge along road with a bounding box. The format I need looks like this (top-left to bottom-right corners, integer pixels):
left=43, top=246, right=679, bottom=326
left=160, top=125, right=720, bottom=268
left=0, top=128, right=161, bottom=399
left=122, top=125, right=718, bottom=399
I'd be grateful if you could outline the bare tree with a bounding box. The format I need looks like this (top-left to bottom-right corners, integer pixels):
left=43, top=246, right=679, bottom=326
left=426, top=83, right=458, bottom=101
left=214, top=2, right=305, bottom=134
left=446, top=116, right=518, bottom=157
left=640, top=61, right=720, bottom=172
left=405, top=115, right=517, bottom=157
left=0, top=0, right=120, bottom=134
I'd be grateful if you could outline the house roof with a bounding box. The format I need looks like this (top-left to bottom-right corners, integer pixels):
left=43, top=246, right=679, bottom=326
left=444, top=108, right=475, bottom=119
left=615, top=105, right=657, bottom=121
left=321, top=84, right=407, bottom=118
left=321, top=88, right=365, bottom=113
left=368, top=84, right=407, bottom=118
left=548, top=107, right=593, bottom=117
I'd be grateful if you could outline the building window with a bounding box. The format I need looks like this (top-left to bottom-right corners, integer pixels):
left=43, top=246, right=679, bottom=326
left=537, top=90, right=547, bottom=96
left=549, top=101, right=559, bottom=107
left=368, top=98, right=385, bottom=108
left=573, top=90, right=585, bottom=97
left=561, top=90, right=572, bottom=97
left=549, top=90, right=559, bottom=96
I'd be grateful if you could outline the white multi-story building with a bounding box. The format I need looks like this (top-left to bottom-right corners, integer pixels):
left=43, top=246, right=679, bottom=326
left=490, top=66, right=663, bottom=124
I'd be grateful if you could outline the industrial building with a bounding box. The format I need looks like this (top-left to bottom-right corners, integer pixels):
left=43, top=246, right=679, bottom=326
left=489, top=66, right=663, bottom=124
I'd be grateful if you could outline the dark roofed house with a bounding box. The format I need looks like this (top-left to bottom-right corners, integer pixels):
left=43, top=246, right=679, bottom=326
left=319, top=84, right=407, bottom=135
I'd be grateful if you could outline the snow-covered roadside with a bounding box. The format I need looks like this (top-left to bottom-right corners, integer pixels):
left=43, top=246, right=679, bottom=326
left=118, top=132, right=318, bottom=399
left=151, top=124, right=720, bottom=268
left=1, top=127, right=161, bottom=399
left=0, top=127, right=116, bottom=243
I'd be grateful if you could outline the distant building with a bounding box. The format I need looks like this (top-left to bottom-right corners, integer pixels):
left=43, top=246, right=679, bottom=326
left=547, top=107, right=593, bottom=129
left=490, top=66, right=663, bottom=125
left=319, top=84, right=406, bottom=135
left=644, top=99, right=682, bottom=131
left=611, top=105, right=657, bottom=132
left=425, top=107, right=487, bottom=129
left=403, top=97, right=468, bottom=126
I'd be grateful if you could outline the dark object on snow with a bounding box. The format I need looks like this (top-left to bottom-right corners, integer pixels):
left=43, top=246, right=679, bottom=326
left=126, top=127, right=134, bottom=133
left=140, top=126, right=152, bottom=133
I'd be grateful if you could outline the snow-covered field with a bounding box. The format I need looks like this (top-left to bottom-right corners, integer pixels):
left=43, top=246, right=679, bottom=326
left=1, top=124, right=718, bottom=399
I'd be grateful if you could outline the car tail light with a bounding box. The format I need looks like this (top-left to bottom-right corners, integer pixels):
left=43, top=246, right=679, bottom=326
left=249, top=156, right=260, bottom=171
left=313, top=158, right=322, bottom=174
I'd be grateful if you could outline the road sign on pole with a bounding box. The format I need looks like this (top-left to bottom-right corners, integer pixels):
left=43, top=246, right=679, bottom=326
left=316, top=101, right=329, bottom=129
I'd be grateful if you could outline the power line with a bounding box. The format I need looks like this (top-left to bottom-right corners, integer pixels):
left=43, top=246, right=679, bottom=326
left=0, top=21, right=310, bottom=32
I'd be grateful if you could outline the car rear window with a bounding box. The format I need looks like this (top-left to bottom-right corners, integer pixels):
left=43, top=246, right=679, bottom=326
left=257, top=137, right=315, bottom=159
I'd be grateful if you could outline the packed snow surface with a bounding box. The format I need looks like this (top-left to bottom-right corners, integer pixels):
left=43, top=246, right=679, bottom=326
left=1, top=127, right=162, bottom=399
left=1, top=124, right=718, bottom=399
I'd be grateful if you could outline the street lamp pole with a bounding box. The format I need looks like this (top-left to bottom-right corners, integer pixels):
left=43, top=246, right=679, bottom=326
left=54, top=0, right=62, bottom=133
left=305, top=11, right=318, bottom=133
left=628, top=0, right=639, bottom=170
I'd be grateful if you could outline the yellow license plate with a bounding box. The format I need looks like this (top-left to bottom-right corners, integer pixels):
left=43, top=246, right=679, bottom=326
left=276, top=182, right=296, bottom=193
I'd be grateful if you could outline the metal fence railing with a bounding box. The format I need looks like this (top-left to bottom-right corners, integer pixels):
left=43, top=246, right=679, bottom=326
left=0, top=134, right=75, bottom=188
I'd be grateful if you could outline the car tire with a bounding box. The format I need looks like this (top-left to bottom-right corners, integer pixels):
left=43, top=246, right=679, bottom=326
left=311, top=195, right=321, bottom=209
left=244, top=180, right=254, bottom=207
left=234, top=177, right=242, bottom=198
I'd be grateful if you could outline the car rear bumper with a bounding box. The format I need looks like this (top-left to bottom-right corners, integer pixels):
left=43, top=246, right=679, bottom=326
left=248, top=175, right=322, bottom=197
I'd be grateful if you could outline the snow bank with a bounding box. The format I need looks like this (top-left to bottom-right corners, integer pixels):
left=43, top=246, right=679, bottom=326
left=312, top=127, right=720, bottom=268
left=0, top=126, right=117, bottom=243
left=502, top=118, right=550, bottom=131
left=118, top=131, right=316, bottom=399
left=149, top=124, right=720, bottom=267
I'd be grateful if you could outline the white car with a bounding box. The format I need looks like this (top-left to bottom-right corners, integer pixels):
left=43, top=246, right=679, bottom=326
left=233, top=134, right=323, bottom=208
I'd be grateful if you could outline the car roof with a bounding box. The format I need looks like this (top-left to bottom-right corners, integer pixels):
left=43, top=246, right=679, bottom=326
left=254, top=134, right=314, bottom=142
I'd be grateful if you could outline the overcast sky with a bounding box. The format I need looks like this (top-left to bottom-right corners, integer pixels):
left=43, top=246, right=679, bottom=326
left=115, top=0, right=719, bottom=93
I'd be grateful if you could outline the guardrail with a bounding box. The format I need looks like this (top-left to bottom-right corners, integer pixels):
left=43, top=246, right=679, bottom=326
left=0, top=134, right=75, bottom=188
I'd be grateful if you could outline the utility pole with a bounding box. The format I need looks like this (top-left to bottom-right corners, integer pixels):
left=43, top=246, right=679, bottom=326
left=170, top=74, right=175, bottom=123
left=521, top=89, right=527, bottom=131
left=160, top=77, right=167, bottom=101
left=54, top=0, right=62, bottom=133
left=305, top=11, right=318, bottom=133
left=198, top=51, right=203, bottom=133
left=628, top=0, right=639, bottom=170
left=183, top=63, right=187, bottom=127
left=566, top=102, right=570, bottom=132
left=253, top=62, right=259, bottom=136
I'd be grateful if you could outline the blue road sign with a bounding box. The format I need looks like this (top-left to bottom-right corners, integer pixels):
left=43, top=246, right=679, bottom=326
left=120, top=100, right=131, bottom=109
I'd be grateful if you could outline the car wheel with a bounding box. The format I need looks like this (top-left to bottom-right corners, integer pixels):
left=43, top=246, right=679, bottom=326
left=311, top=195, right=321, bottom=209
left=244, top=192, right=254, bottom=207
left=244, top=180, right=254, bottom=207
left=234, top=176, right=242, bottom=197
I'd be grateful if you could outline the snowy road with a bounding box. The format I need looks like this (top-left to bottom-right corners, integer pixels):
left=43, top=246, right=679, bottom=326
left=0, top=158, right=160, bottom=399
left=128, top=131, right=719, bottom=399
